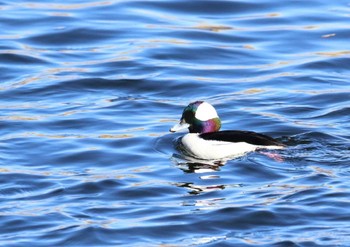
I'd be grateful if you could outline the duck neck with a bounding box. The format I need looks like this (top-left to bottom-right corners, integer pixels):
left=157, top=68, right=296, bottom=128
left=189, top=118, right=221, bottom=133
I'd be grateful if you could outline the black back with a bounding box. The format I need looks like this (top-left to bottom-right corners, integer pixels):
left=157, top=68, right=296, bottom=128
left=199, top=130, right=284, bottom=146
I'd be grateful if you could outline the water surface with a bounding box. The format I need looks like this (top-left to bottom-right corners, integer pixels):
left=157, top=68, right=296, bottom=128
left=1, top=0, right=350, bottom=246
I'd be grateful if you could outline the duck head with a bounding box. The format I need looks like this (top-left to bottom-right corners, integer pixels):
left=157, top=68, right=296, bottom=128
left=170, top=101, right=221, bottom=133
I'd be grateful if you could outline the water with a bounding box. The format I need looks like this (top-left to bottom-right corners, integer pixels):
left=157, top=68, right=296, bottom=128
left=1, top=0, right=350, bottom=246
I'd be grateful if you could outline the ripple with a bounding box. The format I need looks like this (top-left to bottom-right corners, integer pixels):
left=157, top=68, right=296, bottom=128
left=26, top=27, right=117, bottom=46
left=0, top=52, right=48, bottom=65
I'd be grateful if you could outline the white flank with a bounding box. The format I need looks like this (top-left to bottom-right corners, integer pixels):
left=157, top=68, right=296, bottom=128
left=195, top=102, right=218, bottom=121
left=181, top=134, right=283, bottom=160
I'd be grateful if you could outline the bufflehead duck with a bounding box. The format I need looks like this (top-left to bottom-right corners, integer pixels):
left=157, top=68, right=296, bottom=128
left=170, top=101, right=285, bottom=160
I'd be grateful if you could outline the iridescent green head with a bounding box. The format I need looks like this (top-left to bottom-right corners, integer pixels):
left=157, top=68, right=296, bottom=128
left=170, top=101, right=221, bottom=133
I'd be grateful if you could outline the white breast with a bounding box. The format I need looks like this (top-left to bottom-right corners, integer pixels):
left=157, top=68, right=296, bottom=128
left=180, top=133, right=259, bottom=160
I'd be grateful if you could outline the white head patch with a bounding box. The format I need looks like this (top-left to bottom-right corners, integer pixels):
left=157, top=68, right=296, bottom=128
left=195, top=102, right=219, bottom=121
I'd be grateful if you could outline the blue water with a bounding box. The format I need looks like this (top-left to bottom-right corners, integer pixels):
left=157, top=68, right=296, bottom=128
left=1, top=0, right=350, bottom=246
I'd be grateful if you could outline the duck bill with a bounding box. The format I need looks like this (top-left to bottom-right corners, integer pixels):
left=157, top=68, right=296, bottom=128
left=170, top=122, right=190, bottom=132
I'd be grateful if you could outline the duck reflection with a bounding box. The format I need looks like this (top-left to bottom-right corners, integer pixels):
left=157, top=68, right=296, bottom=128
left=175, top=182, right=226, bottom=195
left=171, top=154, right=228, bottom=195
left=177, top=160, right=223, bottom=174
left=171, top=153, right=226, bottom=173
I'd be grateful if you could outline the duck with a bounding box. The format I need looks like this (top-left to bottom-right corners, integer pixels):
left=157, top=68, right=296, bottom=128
left=170, top=101, right=285, bottom=160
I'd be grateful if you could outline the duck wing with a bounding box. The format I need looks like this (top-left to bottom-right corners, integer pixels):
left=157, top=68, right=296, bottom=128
left=199, top=130, right=285, bottom=147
